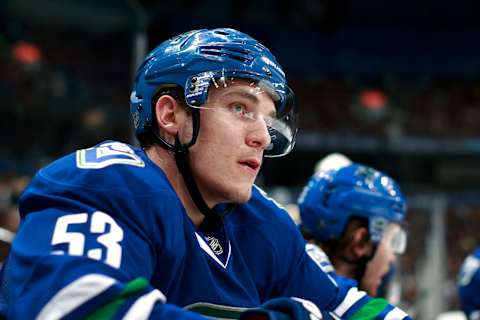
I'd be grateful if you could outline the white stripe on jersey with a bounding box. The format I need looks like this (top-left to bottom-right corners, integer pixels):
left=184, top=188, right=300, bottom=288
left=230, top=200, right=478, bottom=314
left=332, top=287, right=367, bottom=318
left=305, top=243, right=337, bottom=286
left=253, top=185, right=287, bottom=211
left=385, top=307, right=408, bottom=320
left=123, top=289, right=166, bottom=320
left=329, top=313, right=341, bottom=320
left=36, top=274, right=116, bottom=320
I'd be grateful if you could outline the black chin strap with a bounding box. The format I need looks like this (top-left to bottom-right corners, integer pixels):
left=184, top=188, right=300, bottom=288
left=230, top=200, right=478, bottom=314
left=153, top=108, right=235, bottom=231
left=174, top=135, right=235, bottom=231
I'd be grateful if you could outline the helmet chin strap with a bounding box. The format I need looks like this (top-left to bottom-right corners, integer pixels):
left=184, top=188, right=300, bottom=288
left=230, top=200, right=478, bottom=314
left=154, top=108, right=235, bottom=231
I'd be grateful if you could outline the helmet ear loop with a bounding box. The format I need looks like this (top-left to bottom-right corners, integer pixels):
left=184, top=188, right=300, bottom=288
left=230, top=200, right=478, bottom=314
left=183, top=107, right=201, bottom=149
left=367, top=241, right=379, bottom=261
left=152, top=127, right=176, bottom=152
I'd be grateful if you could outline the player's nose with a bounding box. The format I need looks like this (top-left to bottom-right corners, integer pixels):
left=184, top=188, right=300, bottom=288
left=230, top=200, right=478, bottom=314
left=246, top=119, right=271, bottom=150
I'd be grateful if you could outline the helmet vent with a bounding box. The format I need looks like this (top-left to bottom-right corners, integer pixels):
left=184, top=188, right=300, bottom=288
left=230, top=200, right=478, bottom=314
left=323, top=186, right=335, bottom=206
left=214, top=30, right=230, bottom=36
left=199, top=45, right=253, bottom=63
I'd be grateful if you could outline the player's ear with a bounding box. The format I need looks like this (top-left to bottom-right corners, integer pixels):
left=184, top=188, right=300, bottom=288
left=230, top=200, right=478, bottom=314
left=351, top=227, right=373, bottom=259
left=154, top=95, right=187, bottom=135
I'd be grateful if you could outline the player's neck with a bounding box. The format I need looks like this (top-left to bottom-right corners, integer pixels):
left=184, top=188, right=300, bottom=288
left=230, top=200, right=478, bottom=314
left=146, top=145, right=205, bottom=227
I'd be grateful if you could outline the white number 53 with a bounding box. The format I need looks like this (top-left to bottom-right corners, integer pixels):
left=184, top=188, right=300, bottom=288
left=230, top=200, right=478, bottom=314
left=51, top=211, right=124, bottom=268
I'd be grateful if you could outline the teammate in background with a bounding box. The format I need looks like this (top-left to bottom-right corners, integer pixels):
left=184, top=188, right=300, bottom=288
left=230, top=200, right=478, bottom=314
left=298, top=160, right=408, bottom=297
left=0, top=28, right=410, bottom=319
left=458, top=247, right=480, bottom=320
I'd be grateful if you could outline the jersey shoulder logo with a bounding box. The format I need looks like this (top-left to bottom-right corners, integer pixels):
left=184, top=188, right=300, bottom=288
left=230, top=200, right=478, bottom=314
left=305, top=243, right=335, bottom=274
left=305, top=243, right=338, bottom=287
left=76, top=142, right=145, bottom=169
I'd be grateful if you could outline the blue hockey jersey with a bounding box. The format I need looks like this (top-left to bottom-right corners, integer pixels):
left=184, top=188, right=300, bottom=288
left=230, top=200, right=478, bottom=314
left=459, top=247, right=480, bottom=320
left=1, top=141, right=410, bottom=319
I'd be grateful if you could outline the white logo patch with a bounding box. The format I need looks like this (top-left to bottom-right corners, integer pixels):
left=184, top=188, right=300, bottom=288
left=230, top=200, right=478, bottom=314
left=206, top=236, right=223, bottom=255
left=76, top=142, right=145, bottom=169
left=195, top=232, right=231, bottom=269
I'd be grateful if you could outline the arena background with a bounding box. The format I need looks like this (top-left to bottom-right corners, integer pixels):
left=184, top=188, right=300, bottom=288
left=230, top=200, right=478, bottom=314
left=2, top=1, right=480, bottom=319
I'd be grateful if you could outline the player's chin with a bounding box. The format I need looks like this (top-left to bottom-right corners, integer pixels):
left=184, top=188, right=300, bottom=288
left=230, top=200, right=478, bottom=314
left=229, top=185, right=253, bottom=204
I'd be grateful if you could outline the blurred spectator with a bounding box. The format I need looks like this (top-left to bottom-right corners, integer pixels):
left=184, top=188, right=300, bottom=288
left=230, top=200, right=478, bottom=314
left=0, top=174, right=27, bottom=263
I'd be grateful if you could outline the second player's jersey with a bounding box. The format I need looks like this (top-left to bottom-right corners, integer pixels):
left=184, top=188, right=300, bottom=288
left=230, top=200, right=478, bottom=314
left=1, top=141, right=410, bottom=319
left=459, top=247, right=480, bottom=320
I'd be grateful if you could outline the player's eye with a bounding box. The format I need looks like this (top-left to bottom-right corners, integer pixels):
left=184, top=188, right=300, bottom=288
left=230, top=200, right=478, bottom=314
left=230, top=104, right=255, bottom=121
left=231, top=104, right=245, bottom=115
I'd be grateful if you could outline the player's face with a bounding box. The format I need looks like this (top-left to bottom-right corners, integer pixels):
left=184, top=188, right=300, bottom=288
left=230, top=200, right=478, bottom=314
left=187, top=80, right=275, bottom=205
left=360, top=224, right=399, bottom=296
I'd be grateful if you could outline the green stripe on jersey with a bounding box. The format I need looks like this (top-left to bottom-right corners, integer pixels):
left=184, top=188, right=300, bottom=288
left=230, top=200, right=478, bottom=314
left=349, top=298, right=390, bottom=320
left=185, top=302, right=248, bottom=319
left=86, top=277, right=150, bottom=320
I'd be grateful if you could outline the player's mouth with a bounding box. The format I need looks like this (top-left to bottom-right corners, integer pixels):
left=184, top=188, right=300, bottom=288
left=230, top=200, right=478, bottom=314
left=238, top=159, right=261, bottom=175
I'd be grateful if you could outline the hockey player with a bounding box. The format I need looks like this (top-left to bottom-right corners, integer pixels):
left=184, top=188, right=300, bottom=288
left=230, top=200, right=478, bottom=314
left=298, top=162, right=408, bottom=297
left=458, top=246, right=480, bottom=320
left=0, top=28, right=410, bottom=319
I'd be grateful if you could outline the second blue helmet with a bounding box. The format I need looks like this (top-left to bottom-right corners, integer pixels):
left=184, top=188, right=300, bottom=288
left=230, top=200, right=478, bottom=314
left=298, top=163, right=407, bottom=245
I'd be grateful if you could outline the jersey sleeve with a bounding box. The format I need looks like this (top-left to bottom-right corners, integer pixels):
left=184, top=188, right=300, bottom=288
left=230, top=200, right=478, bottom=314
left=1, top=171, right=205, bottom=319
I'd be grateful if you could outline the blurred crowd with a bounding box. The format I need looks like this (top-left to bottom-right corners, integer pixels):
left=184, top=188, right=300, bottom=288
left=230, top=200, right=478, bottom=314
left=0, top=26, right=130, bottom=175
left=293, top=77, right=480, bottom=138
left=2, top=28, right=480, bottom=176
left=0, top=174, right=24, bottom=262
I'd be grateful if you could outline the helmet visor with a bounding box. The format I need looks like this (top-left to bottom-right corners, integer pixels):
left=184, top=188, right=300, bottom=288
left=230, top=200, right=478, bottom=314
left=370, top=218, right=407, bottom=254
left=184, top=70, right=297, bottom=157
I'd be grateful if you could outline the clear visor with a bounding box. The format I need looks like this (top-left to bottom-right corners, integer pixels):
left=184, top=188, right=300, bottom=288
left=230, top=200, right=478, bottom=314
left=370, top=218, right=407, bottom=254
left=184, top=71, right=297, bottom=157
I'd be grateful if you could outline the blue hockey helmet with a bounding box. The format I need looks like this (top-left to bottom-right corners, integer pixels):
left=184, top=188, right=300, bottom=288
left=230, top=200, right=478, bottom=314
left=130, top=28, right=297, bottom=157
left=298, top=163, right=407, bottom=252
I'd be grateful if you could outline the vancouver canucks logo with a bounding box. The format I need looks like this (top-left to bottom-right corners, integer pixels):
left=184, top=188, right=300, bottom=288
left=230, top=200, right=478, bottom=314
left=76, top=142, right=144, bottom=169
left=205, top=236, right=223, bottom=255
